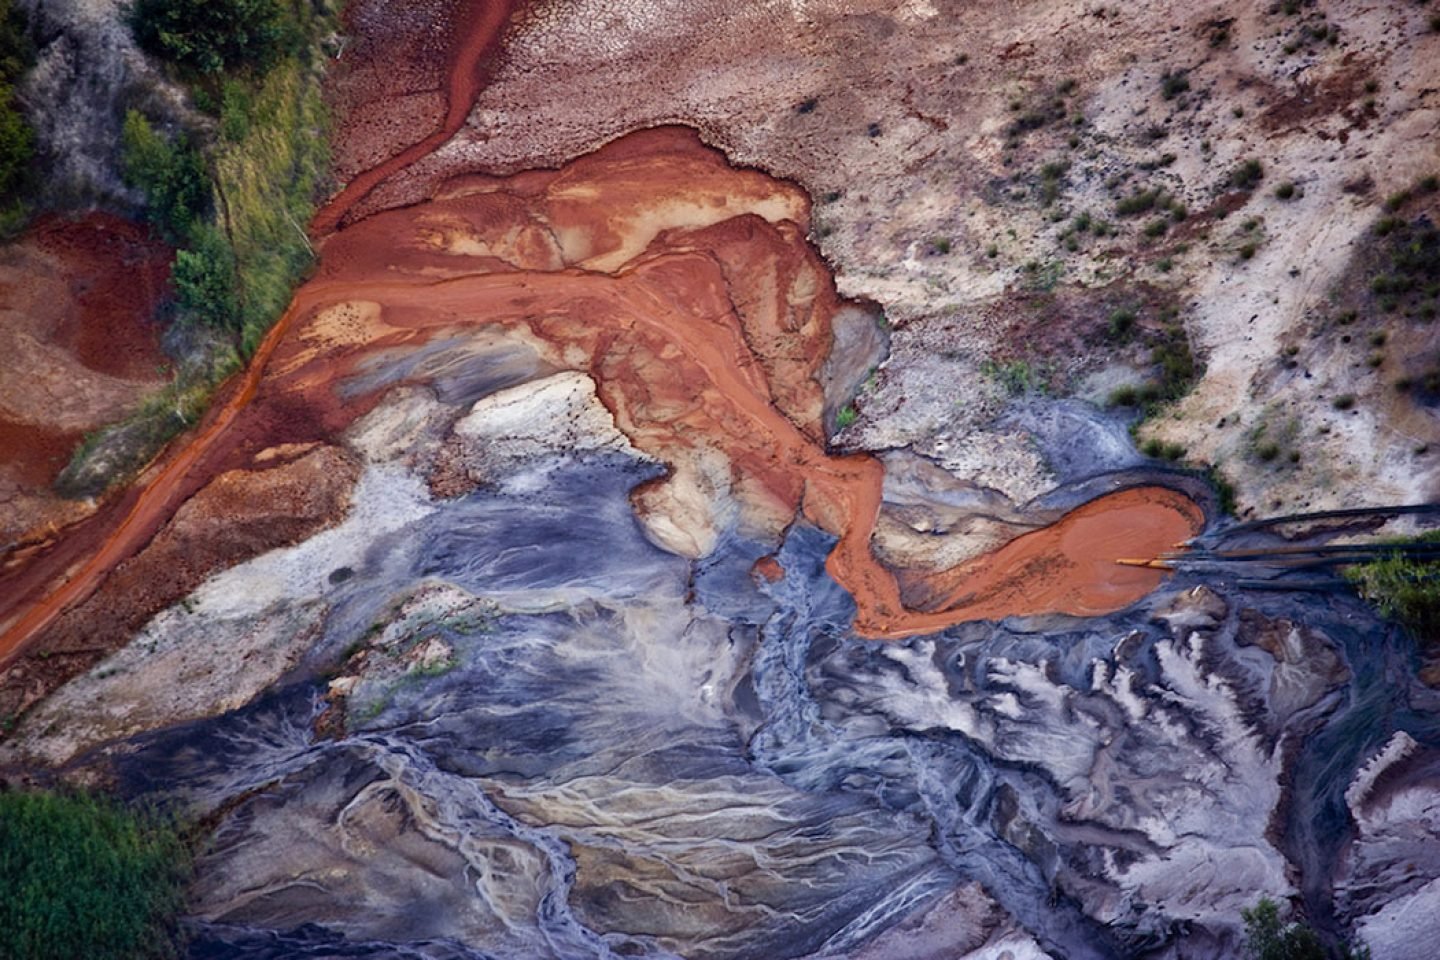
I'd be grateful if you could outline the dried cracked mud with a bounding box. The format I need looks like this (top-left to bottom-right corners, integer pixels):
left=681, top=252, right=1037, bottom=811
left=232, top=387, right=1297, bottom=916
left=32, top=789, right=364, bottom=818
left=3, top=2, right=1440, bottom=960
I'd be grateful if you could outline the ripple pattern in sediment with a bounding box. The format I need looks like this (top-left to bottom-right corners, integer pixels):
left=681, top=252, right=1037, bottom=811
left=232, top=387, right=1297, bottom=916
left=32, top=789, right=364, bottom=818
left=95, top=445, right=1440, bottom=958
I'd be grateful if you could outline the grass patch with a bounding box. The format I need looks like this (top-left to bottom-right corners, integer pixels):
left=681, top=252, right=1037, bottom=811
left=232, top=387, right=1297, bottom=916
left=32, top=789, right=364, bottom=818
left=1346, top=531, right=1440, bottom=645
left=1205, top=464, right=1237, bottom=515
left=0, top=789, right=193, bottom=960
left=211, top=52, right=329, bottom=353
left=981, top=358, right=1049, bottom=395
left=1245, top=414, right=1300, bottom=466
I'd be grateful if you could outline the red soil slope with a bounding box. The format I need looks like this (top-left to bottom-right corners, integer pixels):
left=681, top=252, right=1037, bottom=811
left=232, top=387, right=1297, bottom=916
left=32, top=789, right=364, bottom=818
left=0, top=214, right=170, bottom=551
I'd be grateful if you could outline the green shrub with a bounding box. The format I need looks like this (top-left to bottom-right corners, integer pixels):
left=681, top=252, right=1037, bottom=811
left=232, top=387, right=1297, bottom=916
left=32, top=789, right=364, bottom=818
left=129, top=0, right=293, bottom=75
left=1116, top=188, right=1165, bottom=217
left=0, top=81, right=31, bottom=196
left=1107, top=307, right=1137, bottom=339
left=0, top=1, right=33, bottom=207
left=1109, top=384, right=1139, bottom=407
left=0, top=0, right=31, bottom=85
left=120, top=110, right=212, bottom=242
left=1242, top=899, right=1324, bottom=960
left=835, top=405, right=857, bottom=428
left=1333, top=394, right=1356, bottom=410
left=1160, top=70, right=1190, bottom=100
left=0, top=789, right=192, bottom=960
left=173, top=223, right=238, bottom=326
left=1231, top=158, right=1265, bottom=190
left=1275, top=182, right=1296, bottom=200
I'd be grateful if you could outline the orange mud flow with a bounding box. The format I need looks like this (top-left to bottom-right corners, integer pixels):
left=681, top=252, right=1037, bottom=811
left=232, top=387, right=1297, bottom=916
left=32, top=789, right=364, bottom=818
left=0, top=15, right=1202, bottom=665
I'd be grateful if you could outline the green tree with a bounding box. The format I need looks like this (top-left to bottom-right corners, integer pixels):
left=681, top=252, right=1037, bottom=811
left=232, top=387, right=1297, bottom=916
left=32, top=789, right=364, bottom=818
left=0, top=0, right=34, bottom=208
left=120, top=109, right=211, bottom=242
left=128, top=0, right=292, bottom=75
left=1242, top=898, right=1371, bottom=960
left=173, top=223, right=239, bottom=327
left=0, top=789, right=192, bottom=960
left=0, top=81, right=31, bottom=196
left=0, top=0, right=33, bottom=85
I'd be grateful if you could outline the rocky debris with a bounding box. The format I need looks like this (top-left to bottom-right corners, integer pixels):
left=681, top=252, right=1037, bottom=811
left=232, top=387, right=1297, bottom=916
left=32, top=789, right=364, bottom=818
left=1152, top=585, right=1229, bottom=635
left=819, top=303, right=889, bottom=432
left=1234, top=609, right=1348, bottom=726
left=630, top=445, right=741, bottom=560
left=0, top=597, right=328, bottom=768
left=330, top=583, right=495, bottom=726
left=873, top=449, right=1042, bottom=574
left=841, top=882, right=1008, bottom=960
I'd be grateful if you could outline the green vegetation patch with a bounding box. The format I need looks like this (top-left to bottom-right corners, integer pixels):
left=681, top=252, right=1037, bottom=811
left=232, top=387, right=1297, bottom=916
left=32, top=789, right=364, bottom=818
left=0, top=0, right=34, bottom=234
left=120, top=111, right=212, bottom=243
left=981, top=357, right=1050, bottom=395
left=0, top=789, right=193, bottom=960
left=1242, top=897, right=1369, bottom=960
left=129, top=0, right=296, bottom=75
left=1346, top=531, right=1440, bottom=645
left=63, top=1, right=334, bottom=493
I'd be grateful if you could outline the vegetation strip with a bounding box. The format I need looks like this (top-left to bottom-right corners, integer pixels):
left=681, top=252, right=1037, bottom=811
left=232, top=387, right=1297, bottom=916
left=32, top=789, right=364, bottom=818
left=57, top=0, right=337, bottom=498
left=0, top=789, right=194, bottom=960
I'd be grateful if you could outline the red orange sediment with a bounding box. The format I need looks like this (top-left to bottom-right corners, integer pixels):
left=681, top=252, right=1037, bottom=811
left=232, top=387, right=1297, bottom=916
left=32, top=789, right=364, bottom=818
left=317, top=0, right=520, bottom=233
left=0, top=10, right=1204, bottom=673
left=0, top=214, right=172, bottom=553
